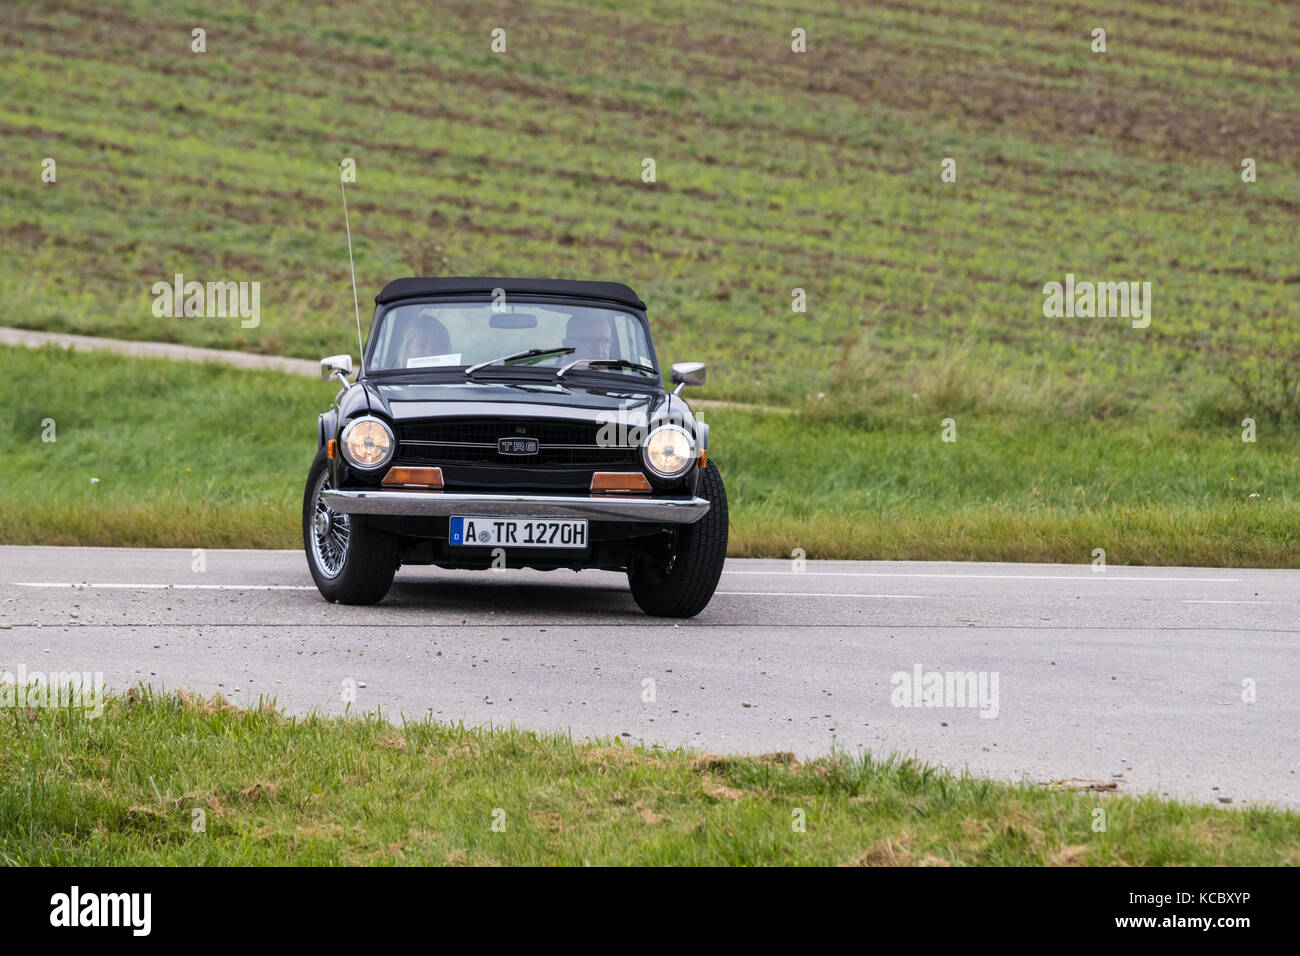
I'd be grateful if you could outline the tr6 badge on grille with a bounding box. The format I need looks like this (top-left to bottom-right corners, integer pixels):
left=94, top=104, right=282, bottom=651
left=498, top=437, right=539, bottom=455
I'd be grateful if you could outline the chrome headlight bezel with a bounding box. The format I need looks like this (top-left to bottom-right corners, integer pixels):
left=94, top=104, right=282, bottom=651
left=339, top=416, right=395, bottom=471
left=641, top=424, right=695, bottom=479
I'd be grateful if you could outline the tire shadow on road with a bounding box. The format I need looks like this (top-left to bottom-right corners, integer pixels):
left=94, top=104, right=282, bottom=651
left=384, top=575, right=648, bottom=620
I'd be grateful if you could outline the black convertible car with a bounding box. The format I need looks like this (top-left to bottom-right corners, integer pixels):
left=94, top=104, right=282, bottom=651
left=303, top=276, right=728, bottom=617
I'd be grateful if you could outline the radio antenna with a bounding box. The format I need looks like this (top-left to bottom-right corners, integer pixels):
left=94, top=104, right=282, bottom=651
left=340, top=168, right=364, bottom=375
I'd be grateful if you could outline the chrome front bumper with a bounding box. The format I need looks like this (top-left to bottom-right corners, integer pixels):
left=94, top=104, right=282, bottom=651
left=321, top=489, right=710, bottom=524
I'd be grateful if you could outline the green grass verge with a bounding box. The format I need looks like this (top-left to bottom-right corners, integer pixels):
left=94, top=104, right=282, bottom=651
left=2, top=689, right=1295, bottom=865
left=4, top=345, right=1297, bottom=564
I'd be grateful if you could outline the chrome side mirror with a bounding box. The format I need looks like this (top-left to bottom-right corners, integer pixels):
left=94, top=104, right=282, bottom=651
left=670, top=361, right=706, bottom=395
left=321, top=354, right=354, bottom=386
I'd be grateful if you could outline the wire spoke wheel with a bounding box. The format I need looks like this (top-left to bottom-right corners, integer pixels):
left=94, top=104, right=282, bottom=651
left=302, top=448, right=399, bottom=605
left=310, top=469, right=351, bottom=578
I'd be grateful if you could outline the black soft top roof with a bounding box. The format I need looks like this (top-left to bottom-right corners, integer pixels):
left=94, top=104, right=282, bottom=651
left=375, top=276, right=646, bottom=311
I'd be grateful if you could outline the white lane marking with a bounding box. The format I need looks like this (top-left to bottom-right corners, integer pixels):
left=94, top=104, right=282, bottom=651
left=1184, top=599, right=1293, bottom=605
left=717, top=591, right=927, bottom=599
left=0, top=546, right=303, bottom=554
left=722, top=570, right=1242, bottom=582
left=13, top=582, right=315, bottom=590
left=14, top=583, right=927, bottom=599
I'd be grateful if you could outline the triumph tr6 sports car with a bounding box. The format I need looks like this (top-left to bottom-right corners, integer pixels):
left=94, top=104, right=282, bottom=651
left=303, top=277, right=727, bottom=617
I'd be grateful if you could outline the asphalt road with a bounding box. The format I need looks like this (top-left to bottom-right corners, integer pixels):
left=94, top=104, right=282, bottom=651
left=2, top=546, right=1297, bottom=808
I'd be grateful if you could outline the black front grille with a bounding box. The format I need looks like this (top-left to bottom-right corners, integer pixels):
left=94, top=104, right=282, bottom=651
left=401, top=419, right=603, bottom=445
left=395, top=418, right=638, bottom=467
left=399, top=445, right=636, bottom=466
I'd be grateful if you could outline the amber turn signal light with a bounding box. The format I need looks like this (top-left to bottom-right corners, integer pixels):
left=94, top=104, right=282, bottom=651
left=382, top=466, right=444, bottom=488
left=327, top=439, right=337, bottom=460
left=590, top=472, right=652, bottom=494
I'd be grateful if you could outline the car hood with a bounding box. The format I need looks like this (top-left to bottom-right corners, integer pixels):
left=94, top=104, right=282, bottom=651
left=364, top=378, right=675, bottom=428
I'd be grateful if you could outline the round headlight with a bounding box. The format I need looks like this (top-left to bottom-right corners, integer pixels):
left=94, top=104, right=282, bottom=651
left=340, top=416, right=394, bottom=470
left=642, top=424, right=694, bottom=478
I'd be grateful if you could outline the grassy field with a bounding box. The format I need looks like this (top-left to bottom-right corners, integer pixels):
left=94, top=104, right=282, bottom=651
left=1, top=0, right=1297, bottom=417
left=2, top=688, right=1295, bottom=865
left=4, top=345, right=1297, bottom=564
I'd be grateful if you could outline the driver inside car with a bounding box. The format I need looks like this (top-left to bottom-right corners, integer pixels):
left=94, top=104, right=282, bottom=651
left=563, top=313, right=613, bottom=361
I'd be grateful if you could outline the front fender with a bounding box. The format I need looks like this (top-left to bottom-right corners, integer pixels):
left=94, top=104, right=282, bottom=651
left=317, top=410, right=337, bottom=449
left=319, top=382, right=371, bottom=449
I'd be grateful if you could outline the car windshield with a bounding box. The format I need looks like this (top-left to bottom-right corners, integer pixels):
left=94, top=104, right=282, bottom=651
left=368, top=301, right=657, bottom=377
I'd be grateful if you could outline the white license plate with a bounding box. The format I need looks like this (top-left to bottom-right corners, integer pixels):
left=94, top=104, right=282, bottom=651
left=449, top=516, right=588, bottom=549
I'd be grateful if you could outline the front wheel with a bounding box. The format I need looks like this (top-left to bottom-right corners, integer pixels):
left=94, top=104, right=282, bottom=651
left=627, top=461, right=729, bottom=617
left=302, top=449, right=399, bottom=604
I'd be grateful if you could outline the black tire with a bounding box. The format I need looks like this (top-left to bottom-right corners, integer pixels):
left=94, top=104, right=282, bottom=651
left=627, top=460, right=729, bottom=617
left=302, top=449, right=399, bottom=605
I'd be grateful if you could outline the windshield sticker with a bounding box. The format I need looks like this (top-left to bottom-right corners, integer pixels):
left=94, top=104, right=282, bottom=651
left=407, top=353, right=462, bottom=368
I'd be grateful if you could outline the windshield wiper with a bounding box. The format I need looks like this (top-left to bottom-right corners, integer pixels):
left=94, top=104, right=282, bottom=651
left=465, top=347, right=573, bottom=376
left=554, top=358, right=658, bottom=379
